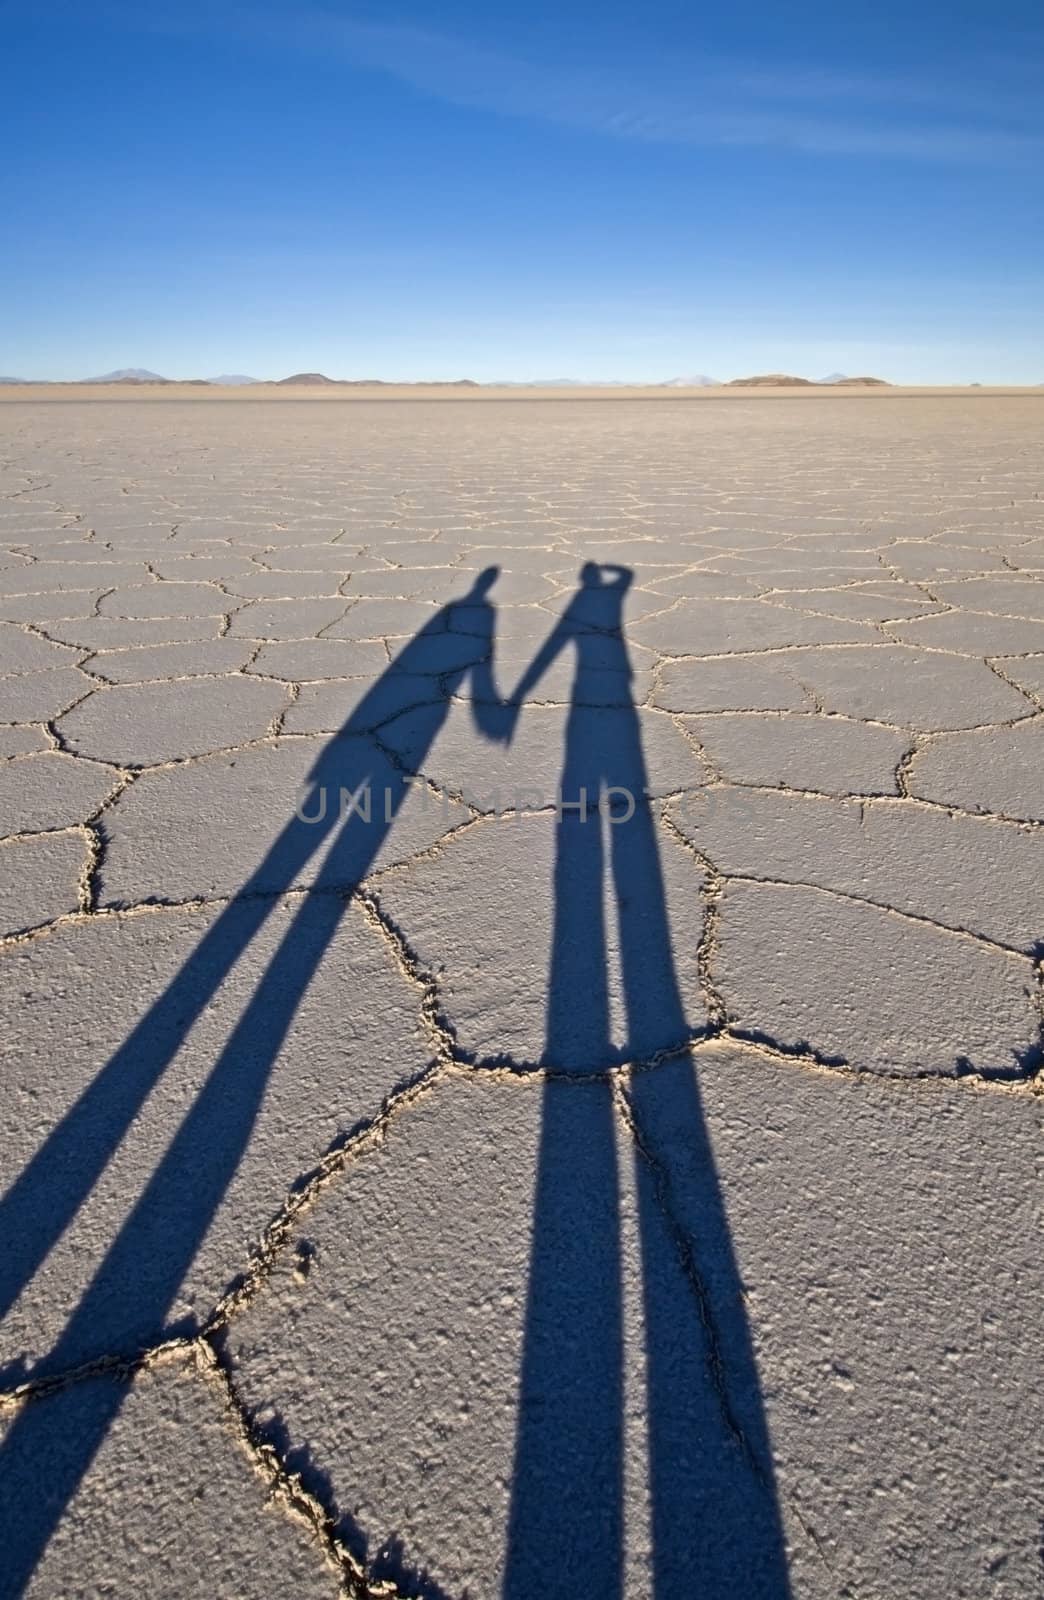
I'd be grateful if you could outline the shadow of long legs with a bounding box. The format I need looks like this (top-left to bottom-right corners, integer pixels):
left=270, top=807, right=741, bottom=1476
left=613, top=795, right=789, bottom=1594
left=503, top=1076, right=623, bottom=1600
left=628, top=1061, right=790, bottom=1596
left=0, top=828, right=330, bottom=1327
left=0, top=811, right=382, bottom=1591
left=504, top=562, right=790, bottom=1596
left=504, top=805, right=623, bottom=1599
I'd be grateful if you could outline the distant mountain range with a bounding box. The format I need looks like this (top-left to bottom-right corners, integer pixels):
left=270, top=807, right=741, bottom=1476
left=85, top=368, right=172, bottom=384
left=0, top=370, right=477, bottom=386
left=271, top=372, right=481, bottom=387
left=86, top=368, right=265, bottom=384
left=0, top=368, right=901, bottom=388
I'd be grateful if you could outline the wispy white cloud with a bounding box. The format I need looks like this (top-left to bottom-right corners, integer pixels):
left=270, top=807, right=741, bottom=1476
left=267, top=12, right=1041, bottom=162
left=32, top=1, right=1044, bottom=162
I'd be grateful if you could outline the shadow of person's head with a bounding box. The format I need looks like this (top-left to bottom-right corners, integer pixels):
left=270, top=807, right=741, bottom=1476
left=580, top=560, right=632, bottom=592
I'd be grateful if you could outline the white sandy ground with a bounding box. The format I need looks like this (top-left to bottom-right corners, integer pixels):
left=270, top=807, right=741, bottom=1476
left=0, top=396, right=1041, bottom=1598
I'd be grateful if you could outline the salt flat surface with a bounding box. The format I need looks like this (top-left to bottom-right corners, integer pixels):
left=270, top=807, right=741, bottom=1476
left=0, top=398, right=1040, bottom=1598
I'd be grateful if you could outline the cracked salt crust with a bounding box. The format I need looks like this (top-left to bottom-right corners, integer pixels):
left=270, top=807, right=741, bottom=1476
left=0, top=396, right=1042, bottom=1599
left=0, top=1355, right=343, bottom=1599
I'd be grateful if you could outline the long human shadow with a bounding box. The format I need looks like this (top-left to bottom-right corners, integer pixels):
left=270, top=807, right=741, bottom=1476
left=502, top=564, right=791, bottom=1598
left=0, top=568, right=508, bottom=1598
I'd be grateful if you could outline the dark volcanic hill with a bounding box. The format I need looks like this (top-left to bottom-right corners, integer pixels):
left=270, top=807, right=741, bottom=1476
left=275, top=372, right=338, bottom=385
left=727, top=373, right=816, bottom=387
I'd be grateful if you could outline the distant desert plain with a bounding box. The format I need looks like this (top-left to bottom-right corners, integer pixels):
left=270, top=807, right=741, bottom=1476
left=2, top=380, right=1042, bottom=401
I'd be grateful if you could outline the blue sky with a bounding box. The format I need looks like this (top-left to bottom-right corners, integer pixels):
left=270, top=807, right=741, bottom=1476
left=4, top=0, right=1043, bottom=382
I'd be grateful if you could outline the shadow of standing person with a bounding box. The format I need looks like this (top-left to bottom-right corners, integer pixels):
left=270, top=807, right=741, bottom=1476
left=0, top=569, right=509, bottom=1599
left=502, top=564, right=791, bottom=1598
